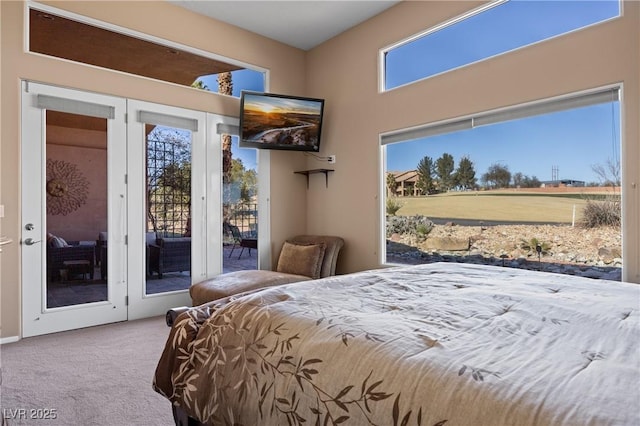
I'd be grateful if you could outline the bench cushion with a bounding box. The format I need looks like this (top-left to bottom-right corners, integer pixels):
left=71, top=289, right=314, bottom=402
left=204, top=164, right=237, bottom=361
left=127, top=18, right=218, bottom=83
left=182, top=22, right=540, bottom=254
left=190, top=270, right=311, bottom=307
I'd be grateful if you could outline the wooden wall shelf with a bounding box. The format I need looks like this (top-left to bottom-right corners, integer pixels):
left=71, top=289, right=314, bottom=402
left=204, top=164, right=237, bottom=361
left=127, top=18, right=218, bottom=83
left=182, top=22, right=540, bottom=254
left=294, top=169, right=334, bottom=188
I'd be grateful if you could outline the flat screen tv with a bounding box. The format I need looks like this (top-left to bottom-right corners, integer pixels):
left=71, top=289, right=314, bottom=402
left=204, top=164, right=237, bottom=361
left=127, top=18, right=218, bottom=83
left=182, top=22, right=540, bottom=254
left=239, top=91, right=325, bottom=152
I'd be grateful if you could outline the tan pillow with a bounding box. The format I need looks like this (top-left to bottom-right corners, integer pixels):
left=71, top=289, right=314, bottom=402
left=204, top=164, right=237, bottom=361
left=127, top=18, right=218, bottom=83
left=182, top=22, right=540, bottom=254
left=276, top=241, right=326, bottom=279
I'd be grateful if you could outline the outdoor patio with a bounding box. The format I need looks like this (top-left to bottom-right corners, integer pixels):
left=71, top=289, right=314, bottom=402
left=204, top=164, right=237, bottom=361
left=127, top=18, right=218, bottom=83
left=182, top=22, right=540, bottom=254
left=47, top=244, right=259, bottom=308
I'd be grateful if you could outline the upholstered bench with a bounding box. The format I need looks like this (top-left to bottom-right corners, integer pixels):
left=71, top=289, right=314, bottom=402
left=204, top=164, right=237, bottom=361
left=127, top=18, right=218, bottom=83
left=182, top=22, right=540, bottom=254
left=189, top=235, right=344, bottom=307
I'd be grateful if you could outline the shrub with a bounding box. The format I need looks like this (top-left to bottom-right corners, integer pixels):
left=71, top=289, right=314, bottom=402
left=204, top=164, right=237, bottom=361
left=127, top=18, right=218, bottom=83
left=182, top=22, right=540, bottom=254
left=580, top=196, right=620, bottom=228
left=386, top=198, right=403, bottom=216
left=520, top=237, right=551, bottom=255
left=386, top=215, right=434, bottom=240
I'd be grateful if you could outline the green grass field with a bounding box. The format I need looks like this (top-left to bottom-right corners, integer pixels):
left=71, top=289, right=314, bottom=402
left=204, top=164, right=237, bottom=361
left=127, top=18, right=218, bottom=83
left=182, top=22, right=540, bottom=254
left=393, top=192, right=609, bottom=223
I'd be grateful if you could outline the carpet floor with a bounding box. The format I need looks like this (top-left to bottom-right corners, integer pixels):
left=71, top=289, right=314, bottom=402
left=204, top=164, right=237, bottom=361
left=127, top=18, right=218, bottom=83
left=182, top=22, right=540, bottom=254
left=0, top=316, right=174, bottom=425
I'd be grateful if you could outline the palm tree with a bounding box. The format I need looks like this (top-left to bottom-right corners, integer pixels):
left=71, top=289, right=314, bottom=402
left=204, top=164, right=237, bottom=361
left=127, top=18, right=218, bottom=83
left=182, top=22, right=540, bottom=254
left=218, top=72, right=233, bottom=184
left=386, top=172, right=397, bottom=197
left=191, top=80, right=209, bottom=90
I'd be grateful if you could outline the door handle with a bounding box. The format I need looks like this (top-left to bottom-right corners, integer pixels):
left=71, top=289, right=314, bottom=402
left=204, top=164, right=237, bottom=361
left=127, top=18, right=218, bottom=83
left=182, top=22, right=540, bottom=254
left=23, top=238, right=41, bottom=246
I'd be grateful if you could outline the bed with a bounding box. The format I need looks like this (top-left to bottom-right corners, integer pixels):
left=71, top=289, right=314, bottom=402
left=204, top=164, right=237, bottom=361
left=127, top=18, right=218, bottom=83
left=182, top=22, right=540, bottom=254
left=153, top=262, right=640, bottom=425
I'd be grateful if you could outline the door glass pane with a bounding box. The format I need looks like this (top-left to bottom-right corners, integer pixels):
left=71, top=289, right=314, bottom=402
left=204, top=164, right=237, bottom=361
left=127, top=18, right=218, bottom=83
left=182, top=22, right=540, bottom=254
left=45, top=111, right=107, bottom=308
left=223, top=135, right=258, bottom=272
left=145, top=125, right=192, bottom=294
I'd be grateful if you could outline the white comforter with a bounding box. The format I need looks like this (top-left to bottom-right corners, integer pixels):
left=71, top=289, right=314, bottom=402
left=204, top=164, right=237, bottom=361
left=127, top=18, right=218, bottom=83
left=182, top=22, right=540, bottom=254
left=155, top=262, right=640, bottom=425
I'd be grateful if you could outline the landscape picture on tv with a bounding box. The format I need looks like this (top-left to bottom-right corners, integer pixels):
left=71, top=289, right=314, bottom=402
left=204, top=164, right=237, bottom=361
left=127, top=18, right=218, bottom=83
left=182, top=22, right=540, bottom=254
left=239, top=91, right=325, bottom=152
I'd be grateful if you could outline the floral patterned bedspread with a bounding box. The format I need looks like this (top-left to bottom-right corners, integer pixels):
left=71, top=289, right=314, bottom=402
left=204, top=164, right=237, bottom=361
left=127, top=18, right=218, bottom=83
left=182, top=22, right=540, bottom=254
left=153, top=262, right=640, bottom=426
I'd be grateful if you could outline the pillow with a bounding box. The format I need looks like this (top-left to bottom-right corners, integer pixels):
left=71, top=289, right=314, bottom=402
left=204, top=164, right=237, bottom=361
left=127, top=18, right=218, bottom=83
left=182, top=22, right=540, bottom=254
left=47, top=233, right=68, bottom=248
left=276, top=241, right=326, bottom=279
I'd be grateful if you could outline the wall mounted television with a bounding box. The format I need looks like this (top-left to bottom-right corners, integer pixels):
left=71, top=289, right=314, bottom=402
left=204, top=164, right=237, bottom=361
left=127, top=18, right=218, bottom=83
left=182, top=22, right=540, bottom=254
left=239, top=91, right=325, bottom=152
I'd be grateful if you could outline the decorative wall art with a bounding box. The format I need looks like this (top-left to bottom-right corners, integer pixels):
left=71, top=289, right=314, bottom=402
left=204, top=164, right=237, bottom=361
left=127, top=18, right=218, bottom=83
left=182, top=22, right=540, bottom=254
left=46, top=159, right=89, bottom=216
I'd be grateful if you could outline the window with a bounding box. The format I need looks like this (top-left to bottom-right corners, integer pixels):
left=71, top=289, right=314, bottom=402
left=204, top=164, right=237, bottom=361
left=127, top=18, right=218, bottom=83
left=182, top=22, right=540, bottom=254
left=223, top=135, right=259, bottom=272
left=382, top=87, right=622, bottom=281
left=195, top=69, right=266, bottom=97
left=146, top=126, right=192, bottom=238
left=29, top=6, right=265, bottom=97
left=382, top=0, right=621, bottom=90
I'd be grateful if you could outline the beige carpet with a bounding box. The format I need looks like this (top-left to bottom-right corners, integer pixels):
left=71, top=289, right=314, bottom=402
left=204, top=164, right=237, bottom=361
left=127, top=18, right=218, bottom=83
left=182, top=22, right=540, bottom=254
left=0, top=316, right=174, bottom=425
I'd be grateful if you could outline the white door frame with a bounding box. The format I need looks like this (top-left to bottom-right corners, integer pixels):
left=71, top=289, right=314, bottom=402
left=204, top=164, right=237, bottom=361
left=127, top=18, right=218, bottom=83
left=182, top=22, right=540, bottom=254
left=126, top=100, right=207, bottom=320
left=207, top=115, right=272, bottom=273
left=21, top=81, right=128, bottom=337
left=21, top=83, right=272, bottom=335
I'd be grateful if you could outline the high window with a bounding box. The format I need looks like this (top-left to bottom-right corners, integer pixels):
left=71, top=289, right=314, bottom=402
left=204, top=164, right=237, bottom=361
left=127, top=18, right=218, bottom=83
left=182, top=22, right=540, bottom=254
left=382, top=0, right=621, bottom=90
left=28, top=6, right=265, bottom=97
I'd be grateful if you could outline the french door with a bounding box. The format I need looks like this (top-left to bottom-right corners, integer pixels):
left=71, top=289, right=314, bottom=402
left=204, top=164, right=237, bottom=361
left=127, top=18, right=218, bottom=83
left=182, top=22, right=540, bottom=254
left=21, top=82, right=128, bottom=337
left=126, top=100, right=213, bottom=319
left=21, top=83, right=226, bottom=336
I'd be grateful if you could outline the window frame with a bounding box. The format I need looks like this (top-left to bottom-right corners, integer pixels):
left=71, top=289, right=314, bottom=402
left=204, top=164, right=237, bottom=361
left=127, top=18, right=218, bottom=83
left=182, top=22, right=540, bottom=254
left=379, top=84, right=625, bottom=274
left=379, top=0, right=622, bottom=93
left=25, top=1, right=268, bottom=97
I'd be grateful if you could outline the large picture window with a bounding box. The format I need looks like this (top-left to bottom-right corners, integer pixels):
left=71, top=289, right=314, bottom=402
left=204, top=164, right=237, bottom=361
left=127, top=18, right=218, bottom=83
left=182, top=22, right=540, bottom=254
left=382, top=87, right=622, bottom=281
left=382, top=0, right=621, bottom=90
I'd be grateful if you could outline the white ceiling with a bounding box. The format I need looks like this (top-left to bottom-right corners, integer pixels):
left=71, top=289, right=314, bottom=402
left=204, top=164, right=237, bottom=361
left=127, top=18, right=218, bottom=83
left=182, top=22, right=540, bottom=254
left=170, top=1, right=400, bottom=51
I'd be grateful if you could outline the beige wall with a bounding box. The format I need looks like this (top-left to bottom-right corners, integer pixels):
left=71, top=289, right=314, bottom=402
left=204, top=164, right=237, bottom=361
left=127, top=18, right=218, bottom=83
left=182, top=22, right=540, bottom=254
left=46, top=140, right=107, bottom=242
left=0, top=0, right=307, bottom=338
left=306, top=1, right=640, bottom=278
left=2, top=0, right=639, bottom=338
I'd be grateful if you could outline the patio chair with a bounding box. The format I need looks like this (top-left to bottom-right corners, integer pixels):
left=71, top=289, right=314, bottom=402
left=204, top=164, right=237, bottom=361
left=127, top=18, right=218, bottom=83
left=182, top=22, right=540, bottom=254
left=47, top=235, right=95, bottom=282
left=148, top=236, right=191, bottom=279
left=226, top=223, right=257, bottom=259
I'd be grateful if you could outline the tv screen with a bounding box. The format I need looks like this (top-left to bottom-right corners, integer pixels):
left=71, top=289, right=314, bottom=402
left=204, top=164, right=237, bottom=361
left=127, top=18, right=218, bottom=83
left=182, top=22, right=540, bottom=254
left=239, top=91, right=325, bottom=152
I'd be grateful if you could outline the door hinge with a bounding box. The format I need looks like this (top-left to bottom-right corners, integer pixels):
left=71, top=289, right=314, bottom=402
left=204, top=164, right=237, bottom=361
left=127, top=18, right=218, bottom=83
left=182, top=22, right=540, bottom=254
left=125, top=296, right=129, bottom=306
left=124, top=235, right=128, bottom=245
left=124, top=174, right=128, bottom=184
left=124, top=112, right=128, bottom=124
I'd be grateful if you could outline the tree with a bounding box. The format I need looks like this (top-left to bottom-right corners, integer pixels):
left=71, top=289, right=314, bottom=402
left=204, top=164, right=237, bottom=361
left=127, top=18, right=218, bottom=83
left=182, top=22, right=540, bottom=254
left=512, top=172, right=541, bottom=188
left=521, top=175, right=541, bottom=188
left=435, top=153, right=455, bottom=191
left=230, top=158, right=257, bottom=202
left=416, top=156, right=435, bottom=195
left=481, top=163, right=511, bottom=189
left=454, top=156, right=477, bottom=190
left=386, top=172, right=397, bottom=197
left=218, top=72, right=233, bottom=184
left=146, top=127, right=192, bottom=234
left=512, top=172, right=524, bottom=188
left=592, top=157, right=620, bottom=189
left=191, top=80, right=209, bottom=90
left=226, top=158, right=258, bottom=204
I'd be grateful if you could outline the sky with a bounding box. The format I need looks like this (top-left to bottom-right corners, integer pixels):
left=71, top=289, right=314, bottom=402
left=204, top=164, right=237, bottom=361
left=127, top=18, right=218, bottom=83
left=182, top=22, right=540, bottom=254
left=385, top=0, right=621, bottom=184
left=387, top=102, right=620, bottom=184
left=244, top=93, right=322, bottom=115
left=196, top=0, right=621, bottom=183
left=199, top=70, right=264, bottom=171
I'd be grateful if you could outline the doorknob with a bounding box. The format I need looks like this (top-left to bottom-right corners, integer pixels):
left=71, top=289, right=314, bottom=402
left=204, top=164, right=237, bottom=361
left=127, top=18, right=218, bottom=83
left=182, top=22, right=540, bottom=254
left=23, top=238, right=41, bottom=246
left=25, top=223, right=35, bottom=231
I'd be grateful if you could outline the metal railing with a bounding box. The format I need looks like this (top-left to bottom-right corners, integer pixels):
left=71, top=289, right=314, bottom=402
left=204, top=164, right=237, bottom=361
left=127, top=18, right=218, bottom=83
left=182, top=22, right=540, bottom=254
left=224, top=202, right=258, bottom=243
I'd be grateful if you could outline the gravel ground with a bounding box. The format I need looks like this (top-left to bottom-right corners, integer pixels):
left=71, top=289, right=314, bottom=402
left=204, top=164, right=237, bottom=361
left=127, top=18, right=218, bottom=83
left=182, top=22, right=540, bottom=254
left=387, top=223, right=622, bottom=281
